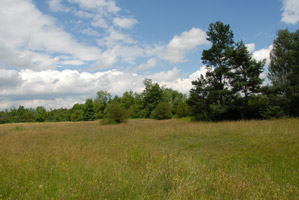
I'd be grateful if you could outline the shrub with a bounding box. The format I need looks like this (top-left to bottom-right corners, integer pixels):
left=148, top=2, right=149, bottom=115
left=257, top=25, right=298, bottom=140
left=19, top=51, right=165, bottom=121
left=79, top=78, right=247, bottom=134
left=71, top=110, right=83, bottom=121
left=102, top=102, right=127, bottom=124
left=176, top=101, right=188, bottom=118
left=151, top=102, right=172, bottom=120
left=35, top=106, right=48, bottom=122
left=0, top=112, right=4, bottom=124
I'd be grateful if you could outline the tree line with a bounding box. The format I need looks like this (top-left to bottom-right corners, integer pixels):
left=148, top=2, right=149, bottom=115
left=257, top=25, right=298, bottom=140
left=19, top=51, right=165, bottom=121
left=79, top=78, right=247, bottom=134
left=0, top=21, right=298, bottom=124
left=0, top=79, right=188, bottom=124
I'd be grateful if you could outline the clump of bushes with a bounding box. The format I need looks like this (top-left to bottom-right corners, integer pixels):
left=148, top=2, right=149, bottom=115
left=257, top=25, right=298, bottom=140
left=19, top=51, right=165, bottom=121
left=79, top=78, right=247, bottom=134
left=151, top=102, right=172, bottom=120
left=175, top=101, right=188, bottom=118
left=70, top=110, right=83, bottom=121
left=101, top=102, right=127, bottom=124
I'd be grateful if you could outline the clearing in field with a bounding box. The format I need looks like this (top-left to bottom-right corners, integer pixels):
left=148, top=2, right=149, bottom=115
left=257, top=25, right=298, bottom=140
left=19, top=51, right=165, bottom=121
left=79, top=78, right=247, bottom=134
left=0, top=119, right=298, bottom=199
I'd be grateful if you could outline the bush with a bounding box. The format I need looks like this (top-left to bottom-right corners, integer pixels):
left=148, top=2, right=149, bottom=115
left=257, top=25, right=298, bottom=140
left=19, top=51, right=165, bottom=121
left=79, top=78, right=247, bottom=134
left=71, top=110, right=83, bottom=121
left=102, top=102, right=127, bottom=124
left=175, top=101, right=188, bottom=118
left=151, top=102, right=172, bottom=120
left=35, top=106, right=48, bottom=122
left=0, top=112, right=5, bottom=124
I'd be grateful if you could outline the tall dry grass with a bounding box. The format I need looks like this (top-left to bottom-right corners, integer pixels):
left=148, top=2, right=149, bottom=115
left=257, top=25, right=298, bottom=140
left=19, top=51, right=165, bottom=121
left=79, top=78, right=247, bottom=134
left=0, top=119, right=298, bottom=199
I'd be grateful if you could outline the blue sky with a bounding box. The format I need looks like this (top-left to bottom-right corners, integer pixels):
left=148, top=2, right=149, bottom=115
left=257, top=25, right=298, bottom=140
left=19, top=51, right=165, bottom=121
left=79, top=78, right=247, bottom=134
left=0, top=0, right=298, bottom=109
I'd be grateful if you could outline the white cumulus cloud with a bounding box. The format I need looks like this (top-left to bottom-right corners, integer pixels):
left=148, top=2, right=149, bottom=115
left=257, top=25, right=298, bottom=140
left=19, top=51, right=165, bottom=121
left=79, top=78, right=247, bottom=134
left=0, top=0, right=101, bottom=70
left=281, top=0, right=299, bottom=24
left=113, top=17, right=138, bottom=29
left=152, top=28, right=209, bottom=63
left=0, top=66, right=208, bottom=110
left=136, top=58, right=157, bottom=71
left=252, top=45, right=273, bottom=65
left=48, top=0, right=70, bottom=12
left=245, top=43, right=256, bottom=53
left=68, top=0, right=120, bottom=14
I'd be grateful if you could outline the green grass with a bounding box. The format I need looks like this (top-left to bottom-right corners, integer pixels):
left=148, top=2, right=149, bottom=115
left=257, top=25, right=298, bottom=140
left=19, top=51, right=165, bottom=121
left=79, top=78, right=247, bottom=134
left=0, top=119, right=298, bottom=199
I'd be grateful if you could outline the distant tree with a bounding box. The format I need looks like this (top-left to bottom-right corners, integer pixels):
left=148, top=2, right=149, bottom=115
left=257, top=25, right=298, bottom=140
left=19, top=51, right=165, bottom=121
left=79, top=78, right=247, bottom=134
left=175, top=101, right=188, bottom=118
left=67, top=103, right=84, bottom=121
left=102, top=102, right=127, bottom=124
left=151, top=102, right=172, bottom=120
left=162, top=88, right=186, bottom=115
left=121, top=91, right=135, bottom=110
left=8, top=107, right=18, bottom=123
left=49, top=108, right=68, bottom=122
left=0, top=112, right=4, bottom=124
left=112, top=95, right=122, bottom=103
left=127, top=93, right=145, bottom=118
left=141, top=79, right=163, bottom=118
left=35, top=106, right=47, bottom=122
left=268, top=29, right=299, bottom=116
left=269, top=29, right=299, bottom=86
left=187, top=74, right=210, bottom=120
left=83, top=98, right=95, bottom=121
left=17, top=106, right=26, bottom=122
left=94, top=90, right=111, bottom=119
left=71, top=110, right=83, bottom=121
left=23, top=108, right=35, bottom=122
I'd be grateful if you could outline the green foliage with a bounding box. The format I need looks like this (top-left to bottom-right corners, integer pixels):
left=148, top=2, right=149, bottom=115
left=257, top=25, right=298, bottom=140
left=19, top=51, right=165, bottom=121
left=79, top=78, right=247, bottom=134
left=48, top=108, right=68, bottom=122
left=102, top=102, right=127, bottom=124
left=83, top=98, right=95, bottom=121
left=151, top=102, right=172, bottom=120
left=0, top=112, right=4, bottom=124
left=70, top=110, right=83, bottom=121
left=260, top=106, right=285, bottom=119
left=230, top=41, right=264, bottom=99
left=187, top=74, right=209, bottom=120
left=35, top=106, right=47, bottom=122
left=121, top=91, right=135, bottom=109
left=67, top=103, right=84, bottom=121
left=268, top=29, right=299, bottom=117
left=269, top=29, right=299, bottom=86
left=163, top=88, right=186, bottom=115
left=175, top=101, right=188, bottom=118
left=94, top=90, right=111, bottom=119
left=189, top=21, right=266, bottom=121
left=141, top=79, right=164, bottom=118
left=202, top=21, right=234, bottom=107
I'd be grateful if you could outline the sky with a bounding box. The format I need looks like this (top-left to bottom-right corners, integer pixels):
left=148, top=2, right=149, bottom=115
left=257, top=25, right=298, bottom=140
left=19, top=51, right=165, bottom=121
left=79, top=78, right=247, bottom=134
left=0, top=0, right=298, bottom=110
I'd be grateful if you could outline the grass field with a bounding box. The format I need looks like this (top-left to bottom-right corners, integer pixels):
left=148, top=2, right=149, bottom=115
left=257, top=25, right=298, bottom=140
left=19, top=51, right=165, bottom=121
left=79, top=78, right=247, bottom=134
left=0, top=119, right=298, bottom=199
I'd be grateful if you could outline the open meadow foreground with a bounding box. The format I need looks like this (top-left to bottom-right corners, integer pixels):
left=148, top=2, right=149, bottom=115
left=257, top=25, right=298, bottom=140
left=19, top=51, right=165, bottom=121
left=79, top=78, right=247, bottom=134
left=0, top=119, right=298, bottom=199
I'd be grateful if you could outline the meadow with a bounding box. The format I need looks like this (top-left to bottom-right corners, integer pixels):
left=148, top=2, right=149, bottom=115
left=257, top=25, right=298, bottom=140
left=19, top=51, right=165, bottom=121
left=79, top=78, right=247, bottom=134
left=0, top=119, right=298, bottom=199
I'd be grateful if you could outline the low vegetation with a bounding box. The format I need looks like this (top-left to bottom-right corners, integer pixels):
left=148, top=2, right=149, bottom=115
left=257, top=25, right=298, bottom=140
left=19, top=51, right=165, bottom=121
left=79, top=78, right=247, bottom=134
left=101, top=102, right=127, bottom=124
left=0, top=119, right=298, bottom=199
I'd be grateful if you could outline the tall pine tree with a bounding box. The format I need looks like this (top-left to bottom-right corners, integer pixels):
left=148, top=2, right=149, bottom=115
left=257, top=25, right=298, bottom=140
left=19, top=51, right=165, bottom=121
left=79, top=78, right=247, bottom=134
left=201, top=21, right=234, bottom=120
left=188, top=22, right=265, bottom=120
left=229, top=41, right=264, bottom=118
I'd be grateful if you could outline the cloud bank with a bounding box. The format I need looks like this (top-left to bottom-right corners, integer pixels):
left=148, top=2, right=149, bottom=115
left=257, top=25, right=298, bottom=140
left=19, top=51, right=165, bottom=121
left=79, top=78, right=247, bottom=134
left=0, top=67, right=207, bottom=110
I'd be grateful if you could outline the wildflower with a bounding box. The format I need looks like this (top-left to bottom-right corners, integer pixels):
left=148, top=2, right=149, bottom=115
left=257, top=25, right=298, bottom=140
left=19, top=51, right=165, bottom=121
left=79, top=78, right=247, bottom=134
left=162, top=155, right=167, bottom=160
left=39, top=185, right=43, bottom=189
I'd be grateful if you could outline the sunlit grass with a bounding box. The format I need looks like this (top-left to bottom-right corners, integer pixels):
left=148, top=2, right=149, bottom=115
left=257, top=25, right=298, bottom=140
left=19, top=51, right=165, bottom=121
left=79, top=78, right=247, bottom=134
left=0, top=119, right=298, bottom=199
